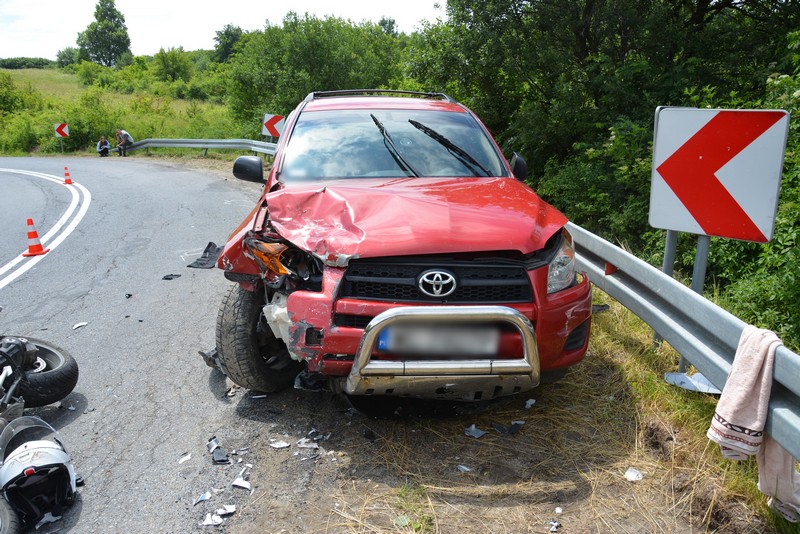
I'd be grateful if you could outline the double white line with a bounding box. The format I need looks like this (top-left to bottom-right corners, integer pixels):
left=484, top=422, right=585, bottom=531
left=0, top=169, right=92, bottom=291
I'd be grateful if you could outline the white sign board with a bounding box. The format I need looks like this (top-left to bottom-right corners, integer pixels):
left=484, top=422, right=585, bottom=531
left=650, top=107, right=789, bottom=243
left=262, top=114, right=285, bottom=137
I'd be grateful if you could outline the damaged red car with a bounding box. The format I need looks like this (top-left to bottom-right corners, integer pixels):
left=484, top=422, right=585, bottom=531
left=215, top=90, right=592, bottom=402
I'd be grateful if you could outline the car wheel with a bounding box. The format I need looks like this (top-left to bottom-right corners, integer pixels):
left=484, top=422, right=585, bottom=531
left=0, top=497, right=21, bottom=534
left=18, top=338, right=80, bottom=408
left=215, top=284, right=303, bottom=392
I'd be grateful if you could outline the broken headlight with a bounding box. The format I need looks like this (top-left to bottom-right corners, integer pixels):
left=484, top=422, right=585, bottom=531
left=244, top=237, right=321, bottom=282
left=546, top=229, right=575, bottom=294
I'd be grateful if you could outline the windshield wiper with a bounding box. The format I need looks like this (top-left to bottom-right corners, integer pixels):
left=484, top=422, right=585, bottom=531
left=370, top=114, right=420, bottom=177
left=408, top=119, right=493, bottom=177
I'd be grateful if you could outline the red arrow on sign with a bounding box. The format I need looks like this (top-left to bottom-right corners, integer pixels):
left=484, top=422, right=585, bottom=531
left=263, top=115, right=284, bottom=137
left=656, top=111, right=784, bottom=242
left=55, top=123, right=69, bottom=137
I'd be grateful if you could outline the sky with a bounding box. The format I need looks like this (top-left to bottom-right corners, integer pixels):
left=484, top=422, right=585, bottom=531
left=0, top=0, right=446, bottom=60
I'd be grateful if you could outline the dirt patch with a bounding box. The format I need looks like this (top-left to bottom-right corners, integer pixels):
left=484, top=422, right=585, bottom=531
left=198, top=345, right=771, bottom=533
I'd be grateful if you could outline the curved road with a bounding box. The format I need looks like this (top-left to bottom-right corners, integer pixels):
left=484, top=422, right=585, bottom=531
left=0, top=157, right=264, bottom=532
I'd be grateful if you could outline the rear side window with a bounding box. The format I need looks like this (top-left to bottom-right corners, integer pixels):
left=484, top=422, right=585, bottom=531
left=280, top=109, right=508, bottom=181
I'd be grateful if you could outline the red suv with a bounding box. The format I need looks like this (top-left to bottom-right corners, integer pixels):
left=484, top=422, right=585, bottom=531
left=216, top=90, right=592, bottom=402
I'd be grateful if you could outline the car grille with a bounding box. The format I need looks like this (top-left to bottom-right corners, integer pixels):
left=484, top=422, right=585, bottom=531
left=338, top=259, right=533, bottom=304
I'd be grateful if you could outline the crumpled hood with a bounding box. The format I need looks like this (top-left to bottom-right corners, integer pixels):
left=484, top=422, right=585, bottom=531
left=266, top=177, right=567, bottom=265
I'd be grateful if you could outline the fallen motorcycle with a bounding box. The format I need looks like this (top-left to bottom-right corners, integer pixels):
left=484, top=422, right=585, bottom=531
left=0, top=336, right=80, bottom=533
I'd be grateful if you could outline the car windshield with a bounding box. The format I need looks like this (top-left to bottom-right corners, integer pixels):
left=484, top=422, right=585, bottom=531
left=279, top=109, right=508, bottom=181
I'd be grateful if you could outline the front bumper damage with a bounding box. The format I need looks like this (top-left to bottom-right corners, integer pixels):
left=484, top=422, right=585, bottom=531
left=338, top=306, right=539, bottom=400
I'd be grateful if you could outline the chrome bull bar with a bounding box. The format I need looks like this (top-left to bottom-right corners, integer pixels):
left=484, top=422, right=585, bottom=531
left=343, top=306, right=539, bottom=400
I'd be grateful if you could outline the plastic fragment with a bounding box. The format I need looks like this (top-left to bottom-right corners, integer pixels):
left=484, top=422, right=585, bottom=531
left=555, top=507, right=563, bottom=514
left=215, top=504, right=236, bottom=517
left=624, top=467, right=644, bottom=482
left=72, top=322, right=88, bottom=330
left=457, top=464, right=472, bottom=473
left=525, top=399, right=536, bottom=409
left=162, top=273, right=181, bottom=280
left=225, top=385, right=240, bottom=398
left=83, top=407, right=96, bottom=414
left=296, top=438, right=319, bottom=449
left=211, top=487, right=225, bottom=495
left=490, top=421, right=524, bottom=435
left=549, top=520, right=561, bottom=532
left=270, top=440, right=290, bottom=449
left=201, top=513, right=223, bottom=526
left=232, top=467, right=251, bottom=491
left=207, top=437, right=220, bottom=453
left=250, top=394, right=267, bottom=399
left=212, top=448, right=231, bottom=465
left=464, top=424, right=487, bottom=438
left=193, top=491, right=212, bottom=506
left=179, top=453, right=192, bottom=464
left=125, top=293, right=133, bottom=299
left=35, top=512, right=61, bottom=529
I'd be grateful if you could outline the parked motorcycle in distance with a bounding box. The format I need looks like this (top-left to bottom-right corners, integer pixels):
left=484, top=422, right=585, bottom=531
left=0, top=337, right=80, bottom=533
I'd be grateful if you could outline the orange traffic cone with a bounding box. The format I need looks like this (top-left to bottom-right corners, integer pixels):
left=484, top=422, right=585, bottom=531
left=63, top=166, right=73, bottom=185
left=22, top=218, right=50, bottom=257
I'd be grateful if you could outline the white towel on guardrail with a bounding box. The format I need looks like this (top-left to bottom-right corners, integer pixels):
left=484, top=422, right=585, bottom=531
left=707, top=325, right=800, bottom=523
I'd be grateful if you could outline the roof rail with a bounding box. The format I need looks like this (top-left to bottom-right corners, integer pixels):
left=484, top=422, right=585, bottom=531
left=304, top=89, right=456, bottom=103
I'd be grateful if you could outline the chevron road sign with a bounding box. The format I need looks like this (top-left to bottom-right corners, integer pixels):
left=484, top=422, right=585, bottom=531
left=650, top=107, right=789, bottom=242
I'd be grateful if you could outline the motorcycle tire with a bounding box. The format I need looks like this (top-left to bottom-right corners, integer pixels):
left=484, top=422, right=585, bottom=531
left=215, top=284, right=303, bottom=393
left=17, top=338, right=79, bottom=408
left=0, top=498, right=21, bottom=534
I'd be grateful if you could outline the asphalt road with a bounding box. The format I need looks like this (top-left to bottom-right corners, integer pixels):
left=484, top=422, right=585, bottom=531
left=0, top=157, right=267, bottom=532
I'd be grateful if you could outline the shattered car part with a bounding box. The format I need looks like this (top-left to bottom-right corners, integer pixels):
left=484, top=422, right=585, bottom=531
left=464, top=424, right=486, bottom=439
left=624, top=467, right=644, bottom=482
left=188, top=242, right=222, bottom=269
left=202, top=513, right=223, bottom=526
left=215, top=504, right=236, bottom=517
left=193, top=491, right=212, bottom=506
left=206, top=437, right=219, bottom=453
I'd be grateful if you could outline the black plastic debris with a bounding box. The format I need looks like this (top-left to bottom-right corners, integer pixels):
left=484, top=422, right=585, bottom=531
left=162, top=274, right=181, bottom=280
left=124, top=293, right=133, bottom=299
left=199, top=348, right=224, bottom=373
left=592, top=304, right=610, bottom=314
left=491, top=421, right=525, bottom=435
left=212, top=448, right=231, bottom=465
left=187, top=242, right=222, bottom=269
left=293, top=369, right=325, bottom=391
left=464, top=424, right=487, bottom=438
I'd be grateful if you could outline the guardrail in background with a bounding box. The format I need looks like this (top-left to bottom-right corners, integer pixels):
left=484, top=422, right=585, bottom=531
left=127, top=138, right=278, bottom=157
left=569, top=222, right=800, bottom=460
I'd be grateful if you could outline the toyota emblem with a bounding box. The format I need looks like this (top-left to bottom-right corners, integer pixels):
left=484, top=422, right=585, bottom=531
left=417, top=269, right=457, bottom=297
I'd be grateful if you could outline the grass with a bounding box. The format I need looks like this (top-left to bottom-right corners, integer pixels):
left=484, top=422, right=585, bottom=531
left=318, top=290, right=797, bottom=533
left=4, top=67, right=85, bottom=100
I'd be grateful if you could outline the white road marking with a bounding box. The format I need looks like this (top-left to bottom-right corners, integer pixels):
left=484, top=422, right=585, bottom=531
left=0, top=169, right=92, bottom=290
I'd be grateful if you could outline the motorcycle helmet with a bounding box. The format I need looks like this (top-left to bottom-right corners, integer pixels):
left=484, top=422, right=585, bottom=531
left=0, top=417, right=76, bottom=527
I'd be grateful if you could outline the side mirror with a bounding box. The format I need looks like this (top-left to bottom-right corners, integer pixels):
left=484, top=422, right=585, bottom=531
left=232, top=156, right=264, bottom=182
left=509, top=152, right=528, bottom=181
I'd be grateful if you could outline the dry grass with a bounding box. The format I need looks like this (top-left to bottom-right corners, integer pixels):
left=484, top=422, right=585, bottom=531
left=306, top=293, right=789, bottom=533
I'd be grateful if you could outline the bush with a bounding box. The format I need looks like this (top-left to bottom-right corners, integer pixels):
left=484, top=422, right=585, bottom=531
left=0, top=57, right=54, bottom=69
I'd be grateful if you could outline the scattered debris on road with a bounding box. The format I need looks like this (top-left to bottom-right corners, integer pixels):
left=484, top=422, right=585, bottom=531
left=464, top=424, right=487, bottom=438
left=161, top=274, right=181, bottom=280
left=72, top=321, right=88, bottom=330
left=187, top=242, right=222, bottom=269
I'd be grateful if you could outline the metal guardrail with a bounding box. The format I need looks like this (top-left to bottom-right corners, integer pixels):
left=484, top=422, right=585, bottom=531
left=127, top=138, right=277, bottom=156
left=569, top=222, right=800, bottom=460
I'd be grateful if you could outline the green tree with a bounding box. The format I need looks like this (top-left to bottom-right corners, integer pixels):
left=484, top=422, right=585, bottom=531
left=76, top=0, right=132, bottom=67
left=213, top=24, right=244, bottom=63
left=227, top=13, right=401, bottom=128
left=152, top=47, right=193, bottom=82
left=56, top=47, right=80, bottom=68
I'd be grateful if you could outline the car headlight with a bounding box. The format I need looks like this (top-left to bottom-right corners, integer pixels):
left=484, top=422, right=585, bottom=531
left=547, top=229, right=575, bottom=294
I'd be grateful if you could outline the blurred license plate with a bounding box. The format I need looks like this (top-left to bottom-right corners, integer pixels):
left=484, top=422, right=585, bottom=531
left=377, top=324, right=499, bottom=356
